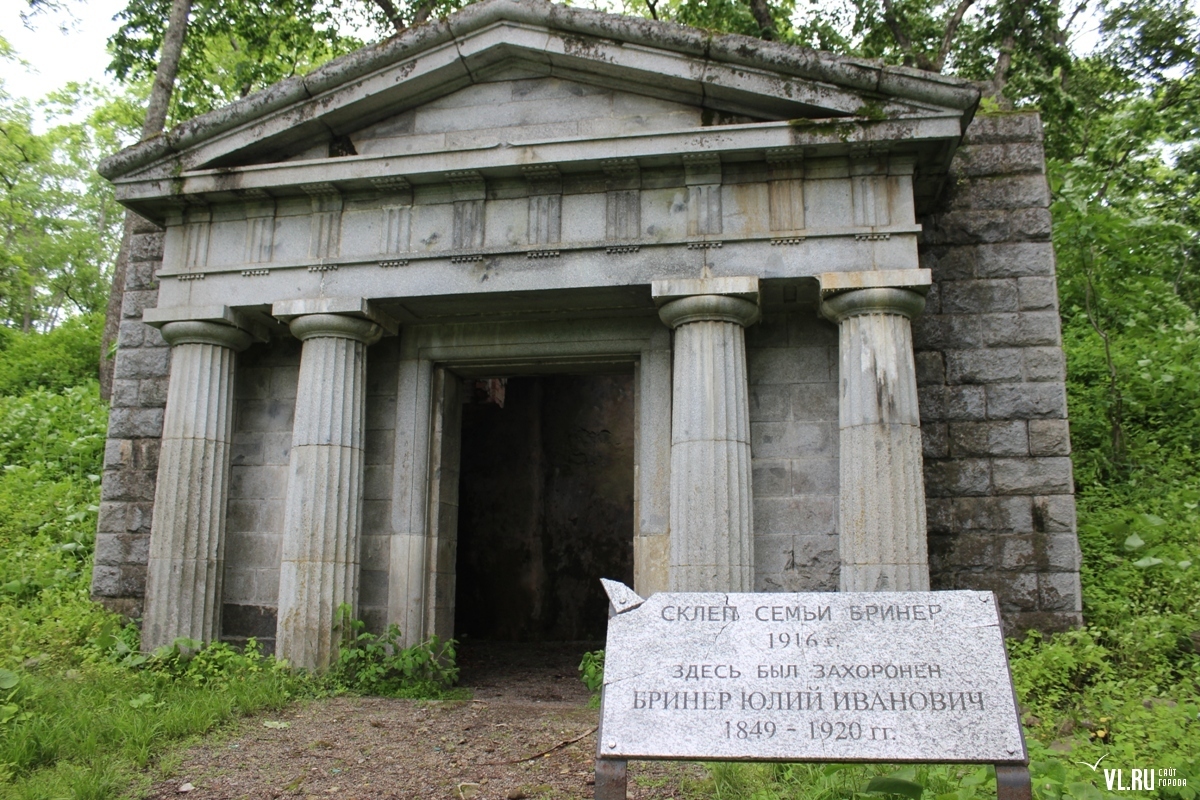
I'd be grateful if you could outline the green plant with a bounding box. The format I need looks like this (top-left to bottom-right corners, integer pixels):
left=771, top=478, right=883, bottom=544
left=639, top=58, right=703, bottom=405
left=327, top=605, right=459, bottom=698
left=578, top=649, right=605, bottom=708
left=0, top=315, right=104, bottom=397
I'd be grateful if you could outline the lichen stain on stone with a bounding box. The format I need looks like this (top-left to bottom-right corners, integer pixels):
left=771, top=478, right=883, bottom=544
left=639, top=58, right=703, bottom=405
left=560, top=34, right=617, bottom=64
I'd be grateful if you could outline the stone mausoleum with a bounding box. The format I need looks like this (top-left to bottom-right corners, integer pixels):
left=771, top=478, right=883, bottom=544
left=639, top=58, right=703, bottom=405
left=95, top=0, right=1081, bottom=671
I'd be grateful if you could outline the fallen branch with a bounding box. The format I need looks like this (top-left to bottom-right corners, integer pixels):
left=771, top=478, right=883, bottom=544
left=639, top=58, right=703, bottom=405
left=482, top=726, right=598, bottom=765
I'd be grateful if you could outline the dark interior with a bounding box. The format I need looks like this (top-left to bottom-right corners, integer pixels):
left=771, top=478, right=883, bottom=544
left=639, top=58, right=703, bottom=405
left=454, top=374, right=635, bottom=642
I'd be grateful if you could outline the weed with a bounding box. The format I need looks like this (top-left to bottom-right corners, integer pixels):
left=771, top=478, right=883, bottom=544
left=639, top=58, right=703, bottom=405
left=325, top=604, right=460, bottom=698
left=578, top=649, right=605, bottom=708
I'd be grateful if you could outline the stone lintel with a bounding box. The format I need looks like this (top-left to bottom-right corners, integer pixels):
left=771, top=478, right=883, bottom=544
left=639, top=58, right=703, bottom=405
left=271, top=296, right=399, bottom=335
left=142, top=304, right=274, bottom=342
left=651, top=276, right=760, bottom=306
left=817, top=268, right=932, bottom=296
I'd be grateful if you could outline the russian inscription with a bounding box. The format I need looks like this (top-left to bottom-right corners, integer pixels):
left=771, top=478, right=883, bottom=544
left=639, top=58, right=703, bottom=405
left=599, top=584, right=1025, bottom=763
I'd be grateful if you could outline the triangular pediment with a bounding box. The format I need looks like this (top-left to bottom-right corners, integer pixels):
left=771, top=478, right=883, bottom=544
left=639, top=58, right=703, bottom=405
left=100, top=0, right=979, bottom=213
left=307, top=69, right=767, bottom=163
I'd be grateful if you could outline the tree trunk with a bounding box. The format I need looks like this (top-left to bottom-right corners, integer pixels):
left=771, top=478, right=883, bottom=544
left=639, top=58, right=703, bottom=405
left=143, top=0, right=194, bottom=139
left=100, top=0, right=194, bottom=399
left=747, top=0, right=777, bottom=39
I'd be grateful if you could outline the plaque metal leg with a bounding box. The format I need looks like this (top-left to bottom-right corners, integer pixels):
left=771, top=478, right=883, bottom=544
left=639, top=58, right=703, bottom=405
left=595, top=758, right=628, bottom=800
left=996, top=765, right=1032, bottom=800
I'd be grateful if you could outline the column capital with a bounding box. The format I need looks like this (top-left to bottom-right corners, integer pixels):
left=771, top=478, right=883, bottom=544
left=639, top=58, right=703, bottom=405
left=288, top=313, right=383, bottom=345
left=820, top=286, right=926, bottom=323
left=657, top=294, right=760, bottom=329
left=144, top=304, right=273, bottom=345
left=272, top=296, right=398, bottom=335
left=160, top=320, right=255, bottom=351
left=652, top=276, right=760, bottom=329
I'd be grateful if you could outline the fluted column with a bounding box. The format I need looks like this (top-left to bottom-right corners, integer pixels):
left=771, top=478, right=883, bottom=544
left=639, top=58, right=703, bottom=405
left=276, top=313, right=382, bottom=672
left=658, top=291, right=760, bottom=592
left=143, top=321, right=253, bottom=651
left=822, top=287, right=929, bottom=591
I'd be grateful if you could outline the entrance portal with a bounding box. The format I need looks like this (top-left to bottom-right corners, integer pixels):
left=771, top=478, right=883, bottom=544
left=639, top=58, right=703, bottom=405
left=455, top=374, right=635, bottom=641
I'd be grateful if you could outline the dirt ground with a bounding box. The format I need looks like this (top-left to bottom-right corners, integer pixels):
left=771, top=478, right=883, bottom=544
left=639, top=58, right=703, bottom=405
left=146, top=642, right=709, bottom=800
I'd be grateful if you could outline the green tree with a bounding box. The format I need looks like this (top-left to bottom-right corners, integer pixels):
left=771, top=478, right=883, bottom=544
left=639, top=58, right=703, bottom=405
left=0, top=50, right=140, bottom=333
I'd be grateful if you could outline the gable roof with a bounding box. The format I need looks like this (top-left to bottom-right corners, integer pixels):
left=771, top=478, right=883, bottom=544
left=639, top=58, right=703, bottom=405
left=100, top=0, right=978, bottom=180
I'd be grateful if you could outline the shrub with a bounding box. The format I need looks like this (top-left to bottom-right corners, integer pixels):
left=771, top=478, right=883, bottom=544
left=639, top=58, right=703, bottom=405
left=326, top=607, right=460, bottom=698
left=0, top=314, right=103, bottom=397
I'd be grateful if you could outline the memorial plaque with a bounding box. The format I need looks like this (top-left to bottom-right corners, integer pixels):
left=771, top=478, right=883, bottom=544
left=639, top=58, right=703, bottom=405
left=598, top=582, right=1026, bottom=763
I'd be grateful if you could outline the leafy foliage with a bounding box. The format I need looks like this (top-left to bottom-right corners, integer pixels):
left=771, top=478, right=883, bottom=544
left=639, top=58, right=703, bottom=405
left=0, top=79, right=140, bottom=333
left=578, top=648, right=605, bottom=708
left=108, top=0, right=371, bottom=124
left=0, top=313, right=103, bottom=397
left=326, top=606, right=461, bottom=698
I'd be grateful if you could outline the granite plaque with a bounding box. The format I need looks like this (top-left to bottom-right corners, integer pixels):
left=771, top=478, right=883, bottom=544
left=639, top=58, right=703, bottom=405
left=598, top=581, right=1026, bottom=763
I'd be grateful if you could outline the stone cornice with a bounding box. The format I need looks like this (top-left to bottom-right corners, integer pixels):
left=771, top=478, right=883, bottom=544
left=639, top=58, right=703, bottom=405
left=112, top=117, right=963, bottom=222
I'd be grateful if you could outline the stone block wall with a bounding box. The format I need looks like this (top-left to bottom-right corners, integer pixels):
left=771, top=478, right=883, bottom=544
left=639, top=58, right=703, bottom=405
left=747, top=286, right=841, bottom=594
left=221, top=340, right=298, bottom=650
left=914, top=111, right=1082, bottom=633
left=94, top=213, right=168, bottom=621
left=220, top=338, right=400, bottom=652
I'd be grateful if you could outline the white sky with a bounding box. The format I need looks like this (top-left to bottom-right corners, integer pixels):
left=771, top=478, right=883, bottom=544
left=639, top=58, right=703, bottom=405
left=1, top=0, right=127, bottom=103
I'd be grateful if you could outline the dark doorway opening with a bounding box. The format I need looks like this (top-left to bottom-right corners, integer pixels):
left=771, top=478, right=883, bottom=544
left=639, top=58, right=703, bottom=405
left=454, top=373, right=635, bottom=642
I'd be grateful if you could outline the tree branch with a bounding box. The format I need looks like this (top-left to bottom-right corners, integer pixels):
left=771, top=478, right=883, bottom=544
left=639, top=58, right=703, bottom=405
left=142, top=0, right=194, bottom=138
left=934, top=0, right=976, bottom=72
left=747, top=0, right=777, bottom=39
left=410, top=0, right=437, bottom=29
left=371, top=0, right=405, bottom=33
left=882, top=0, right=917, bottom=65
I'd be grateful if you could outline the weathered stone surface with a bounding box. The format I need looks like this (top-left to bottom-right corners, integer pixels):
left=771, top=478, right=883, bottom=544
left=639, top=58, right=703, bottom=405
left=940, top=280, right=1019, bottom=314
left=948, top=421, right=1028, bottom=457
left=142, top=322, right=251, bottom=650
left=1017, top=276, right=1059, bottom=309
left=945, top=385, right=987, bottom=420
left=823, top=287, right=929, bottom=592
left=130, top=232, right=165, bottom=262
left=658, top=286, right=759, bottom=593
left=980, top=311, right=1060, bottom=347
left=945, top=349, right=1023, bottom=384
left=600, top=585, right=1025, bottom=763
left=91, top=564, right=147, bottom=597
left=951, top=142, right=1046, bottom=177
left=923, top=459, right=991, bottom=497
left=985, top=383, right=1067, bottom=419
left=962, top=114, right=1045, bottom=144
left=921, top=423, right=948, bottom=458
left=945, top=175, right=1050, bottom=211
left=114, top=347, right=172, bottom=380
left=276, top=313, right=382, bottom=672
left=1032, top=495, right=1076, bottom=533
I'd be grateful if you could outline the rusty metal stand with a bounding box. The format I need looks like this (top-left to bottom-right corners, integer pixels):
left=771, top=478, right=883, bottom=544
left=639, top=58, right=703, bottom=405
left=996, top=764, right=1033, bottom=800
left=594, top=757, right=628, bottom=800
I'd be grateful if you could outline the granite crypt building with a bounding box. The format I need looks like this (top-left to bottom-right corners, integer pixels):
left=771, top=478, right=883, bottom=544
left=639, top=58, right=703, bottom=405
left=95, top=0, right=1081, bottom=670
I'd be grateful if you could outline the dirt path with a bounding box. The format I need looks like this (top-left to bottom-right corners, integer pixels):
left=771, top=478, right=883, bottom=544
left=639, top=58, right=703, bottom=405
left=146, top=643, right=708, bottom=800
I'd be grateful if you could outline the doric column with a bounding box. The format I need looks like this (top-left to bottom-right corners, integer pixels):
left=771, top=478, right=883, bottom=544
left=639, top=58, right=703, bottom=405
left=654, top=278, right=759, bottom=592
left=142, top=320, right=253, bottom=650
left=821, top=285, right=929, bottom=591
left=275, top=313, right=382, bottom=672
